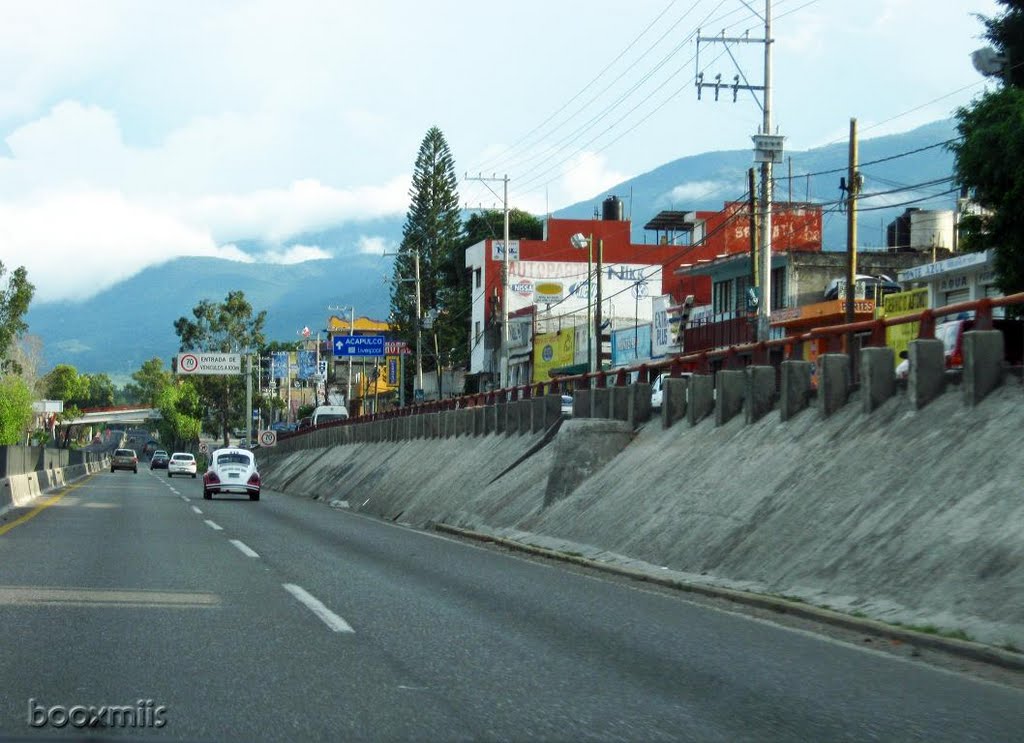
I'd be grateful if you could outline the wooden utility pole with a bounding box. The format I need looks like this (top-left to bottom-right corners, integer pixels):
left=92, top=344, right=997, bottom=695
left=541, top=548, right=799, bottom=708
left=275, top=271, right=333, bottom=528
left=844, top=117, right=860, bottom=327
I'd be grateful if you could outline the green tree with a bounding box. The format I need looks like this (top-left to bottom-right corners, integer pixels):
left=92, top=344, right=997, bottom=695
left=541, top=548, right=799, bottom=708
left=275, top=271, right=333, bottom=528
left=0, top=375, right=32, bottom=444
left=173, top=291, right=266, bottom=445
left=0, top=262, right=35, bottom=374
left=125, top=357, right=174, bottom=406
left=462, top=208, right=544, bottom=245
left=155, top=379, right=203, bottom=451
left=953, top=0, right=1024, bottom=294
left=389, top=127, right=464, bottom=395
left=81, top=373, right=116, bottom=408
left=41, top=364, right=88, bottom=405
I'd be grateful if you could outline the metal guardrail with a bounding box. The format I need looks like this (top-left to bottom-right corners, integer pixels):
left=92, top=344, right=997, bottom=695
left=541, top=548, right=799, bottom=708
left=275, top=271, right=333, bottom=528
left=277, top=292, right=1023, bottom=439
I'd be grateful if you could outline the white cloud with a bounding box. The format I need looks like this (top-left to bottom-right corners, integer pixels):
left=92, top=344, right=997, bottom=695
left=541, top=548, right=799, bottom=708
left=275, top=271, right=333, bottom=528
left=183, top=177, right=410, bottom=244
left=661, top=180, right=732, bottom=207
left=254, top=244, right=332, bottom=264
left=0, top=189, right=248, bottom=302
left=356, top=236, right=390, bottom=256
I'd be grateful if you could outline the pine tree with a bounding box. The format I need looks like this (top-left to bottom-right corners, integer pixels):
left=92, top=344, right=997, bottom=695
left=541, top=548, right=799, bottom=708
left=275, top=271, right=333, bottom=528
left=389, top=127, right=464, bottom=395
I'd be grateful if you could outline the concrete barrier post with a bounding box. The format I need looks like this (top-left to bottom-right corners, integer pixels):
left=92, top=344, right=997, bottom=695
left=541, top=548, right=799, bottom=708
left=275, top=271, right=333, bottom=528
left=518, top=399, right=533, bottom=435
left=531, top=397, right=546, bottom=433
left=860, top=347, right=895, bottom=414
left=715, top=370, right=746, bottom=426
left=572, top=389, right=592, bottom=419
left=484, top=405, right=497, bottom=435
left=474, top=407, right=485, bottom=436
left=963, top=330, right=1004, bottom=406
left=506, top=402, right=520, bottom=436
left=611, top=386, right=630, bottom=421
left=454, top=409, right=469, bottom=437
left=818, top=354, right=850, bottom=417
left=542, top=394, right=562, bottom=430
left=426, top=412, right=441, bottom=439
left=495, top=402, right=507, bottom=435
left=744, top=366, right=776, bottom=424
left=909, top=339, right=945, bottom=410
left=687, top=374, right=715, bottom=426
left=627, top=383, right=652, bottom=427
left=662, top=377, right=688, bottom=429
left=780, top=360, right=813, bottom=421
left=591, top=388, right=612, bottom=419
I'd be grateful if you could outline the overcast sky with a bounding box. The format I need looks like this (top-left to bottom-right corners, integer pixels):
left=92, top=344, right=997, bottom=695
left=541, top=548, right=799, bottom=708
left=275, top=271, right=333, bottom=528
left=0, top=0, right=1001, bottom=302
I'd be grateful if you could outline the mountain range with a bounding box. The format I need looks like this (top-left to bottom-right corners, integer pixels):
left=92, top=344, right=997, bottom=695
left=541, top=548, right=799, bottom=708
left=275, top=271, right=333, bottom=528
left=25, top=118, right=959, bottom=378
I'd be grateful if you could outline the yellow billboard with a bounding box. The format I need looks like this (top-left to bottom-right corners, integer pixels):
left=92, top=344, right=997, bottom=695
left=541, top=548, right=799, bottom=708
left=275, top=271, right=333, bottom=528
left=532, top=329, right=575, bottom=382
left=879, top=288, right=928, bottom=367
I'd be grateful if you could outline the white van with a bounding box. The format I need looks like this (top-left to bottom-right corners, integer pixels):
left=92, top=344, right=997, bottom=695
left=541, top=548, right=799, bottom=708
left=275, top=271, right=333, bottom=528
left=311, top=405, right=349, bottom=426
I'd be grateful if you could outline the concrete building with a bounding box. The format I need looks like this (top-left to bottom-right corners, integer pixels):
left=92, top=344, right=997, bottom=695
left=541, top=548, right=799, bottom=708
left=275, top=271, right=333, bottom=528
left=465, top=199, right=824, bottom=388
left=896, top=249, right=1002, bottom=310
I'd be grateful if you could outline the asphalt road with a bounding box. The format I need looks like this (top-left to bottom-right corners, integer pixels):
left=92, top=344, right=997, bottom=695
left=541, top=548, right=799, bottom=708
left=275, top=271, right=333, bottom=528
left=0, top=468, right=1021, bottom=742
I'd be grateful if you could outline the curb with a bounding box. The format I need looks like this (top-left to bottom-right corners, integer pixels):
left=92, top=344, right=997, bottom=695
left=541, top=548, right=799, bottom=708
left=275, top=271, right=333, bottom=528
left=433, top=522, right=1024, bottom=673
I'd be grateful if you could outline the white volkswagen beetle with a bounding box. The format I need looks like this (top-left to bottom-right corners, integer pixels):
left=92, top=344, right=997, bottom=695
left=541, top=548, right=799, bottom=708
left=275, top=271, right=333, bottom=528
left=203, top=447, right=261, bottom=501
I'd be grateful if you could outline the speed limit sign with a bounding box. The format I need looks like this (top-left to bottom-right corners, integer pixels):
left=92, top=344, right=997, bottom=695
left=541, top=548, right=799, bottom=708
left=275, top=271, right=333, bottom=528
left=198, top=442, right=209, bottom=454
left=258, top=430, right=277, bottom=448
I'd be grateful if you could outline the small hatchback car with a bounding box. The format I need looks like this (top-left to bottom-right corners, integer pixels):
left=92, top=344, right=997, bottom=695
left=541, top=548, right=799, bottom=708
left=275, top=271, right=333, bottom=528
left=203, top=448, right=260, bottom=501
left=167, top=452, right=197, bottom=478
left=110, top=449, right=138, bottom=473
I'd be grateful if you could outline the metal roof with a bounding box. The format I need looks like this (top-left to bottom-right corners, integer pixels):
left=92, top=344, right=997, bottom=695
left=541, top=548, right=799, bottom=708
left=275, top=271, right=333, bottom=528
left=643, top=211, right=697, bottom=232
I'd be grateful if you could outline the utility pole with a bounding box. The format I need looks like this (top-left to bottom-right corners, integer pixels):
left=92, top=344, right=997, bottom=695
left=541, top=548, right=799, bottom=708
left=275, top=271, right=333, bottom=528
left=594, top=239, right=604, bottom=373
left=414, top=247, right=423, bottom=394
left=696, top=0, right=781, bottom=341
left=748, top=167, right=759, bottom=298
left=844, top=117, right=861, bottom=327
left=245, top=352, right=253, bottom=445
left=465, top=173, right=510, bottom=388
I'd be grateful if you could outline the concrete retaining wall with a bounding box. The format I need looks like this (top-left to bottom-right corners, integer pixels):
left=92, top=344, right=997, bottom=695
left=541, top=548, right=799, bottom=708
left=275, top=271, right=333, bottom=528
left=1, top=456, right=108, bottom=515
left=258, top=339, right=1022, bottom=648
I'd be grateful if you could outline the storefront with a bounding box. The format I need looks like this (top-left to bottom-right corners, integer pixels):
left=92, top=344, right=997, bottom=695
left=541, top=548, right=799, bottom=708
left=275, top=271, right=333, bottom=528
left=896, top=249, right=1000, bottom=312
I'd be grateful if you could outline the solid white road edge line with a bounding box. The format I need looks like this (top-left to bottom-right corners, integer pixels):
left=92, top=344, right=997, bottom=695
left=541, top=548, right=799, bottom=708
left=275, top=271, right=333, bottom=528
left=204, top=520, right=222, bottom=531
left=282, top=584, right=354, bottom=633
left=229, top=539, right=259, bottom=558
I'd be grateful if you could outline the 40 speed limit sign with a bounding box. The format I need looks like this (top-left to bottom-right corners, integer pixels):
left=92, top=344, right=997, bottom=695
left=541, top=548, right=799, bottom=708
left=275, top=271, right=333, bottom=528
left=258, top=430, right=277, bottom=447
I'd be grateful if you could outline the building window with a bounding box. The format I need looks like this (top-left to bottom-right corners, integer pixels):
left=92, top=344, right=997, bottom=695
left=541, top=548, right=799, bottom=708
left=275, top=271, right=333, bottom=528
left=734, top=274, right=750, bottom=312
left=712, top=280, right=733, bottom=315
left=474, top=268, right=482, bottom=289
left=771, top=267, right=787, bottom=310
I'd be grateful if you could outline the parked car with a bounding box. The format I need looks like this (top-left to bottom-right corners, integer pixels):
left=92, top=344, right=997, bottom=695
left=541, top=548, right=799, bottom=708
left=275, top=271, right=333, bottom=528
left=936, top=317, right=1023, bottom=369
left=110, top=448, right=138, bottom=474
left=149, top=451, right=170, bottom=470
left=651, top=372, right=693, bottom=410
left=560, top=395, right=573, bottom=417
left=203, top=448, right=260, bottom=501
left=167, top=452, right=197, bottom=478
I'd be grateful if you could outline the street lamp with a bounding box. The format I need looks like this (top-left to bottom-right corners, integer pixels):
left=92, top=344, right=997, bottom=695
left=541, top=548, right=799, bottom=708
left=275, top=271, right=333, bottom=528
left=570, top=232, right=603, bottom=374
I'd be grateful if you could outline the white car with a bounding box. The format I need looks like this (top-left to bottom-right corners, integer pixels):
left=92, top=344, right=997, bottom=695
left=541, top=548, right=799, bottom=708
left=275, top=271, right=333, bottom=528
left=203, top=448, right=261, bottom=501
left=167, top=452, right=197, bottom=478
left=560, top=395, right=573, bottom=417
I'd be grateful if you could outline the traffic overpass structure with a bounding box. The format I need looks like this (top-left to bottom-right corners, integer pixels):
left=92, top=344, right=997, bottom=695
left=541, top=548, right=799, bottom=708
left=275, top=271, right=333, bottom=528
left=67, top=405, right=162, bottom=428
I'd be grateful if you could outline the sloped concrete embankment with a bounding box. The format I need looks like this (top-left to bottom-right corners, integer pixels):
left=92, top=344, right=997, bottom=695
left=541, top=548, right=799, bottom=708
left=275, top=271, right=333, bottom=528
left=259, top=340, right=1024, bottom=649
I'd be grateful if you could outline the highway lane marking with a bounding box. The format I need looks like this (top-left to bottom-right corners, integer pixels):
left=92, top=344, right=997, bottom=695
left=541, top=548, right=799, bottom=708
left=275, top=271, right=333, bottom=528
left=0, top=476, right=95, bottom=536
left=283, top=584, right=354, bottom=633
left=191, top=506, right=203, bottom=515
left=229, top=539, right=259, bottom=558
left=204, top=520, right=223, bottom=531
left=0, top=585, right=221, bottom=609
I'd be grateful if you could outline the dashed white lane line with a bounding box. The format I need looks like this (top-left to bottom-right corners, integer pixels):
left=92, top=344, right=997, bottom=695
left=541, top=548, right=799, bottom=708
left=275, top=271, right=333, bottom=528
left=229, top=539, right=259, bottom=558
left=204, top=520, right=222, bottom=531
left=191, top=506, right=203, bottom=515
left=282, top=584, right=354, bottom=633
left=182, top=497, right=190, bottom=502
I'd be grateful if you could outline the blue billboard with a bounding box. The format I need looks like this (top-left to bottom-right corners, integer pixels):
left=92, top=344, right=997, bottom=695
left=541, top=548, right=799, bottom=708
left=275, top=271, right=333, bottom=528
left=610, top=324, right=652, bottom=367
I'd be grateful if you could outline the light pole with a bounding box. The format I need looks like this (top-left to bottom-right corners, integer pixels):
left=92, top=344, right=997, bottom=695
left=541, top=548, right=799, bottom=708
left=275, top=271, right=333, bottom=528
left=570, top=233, right=603, bottom=374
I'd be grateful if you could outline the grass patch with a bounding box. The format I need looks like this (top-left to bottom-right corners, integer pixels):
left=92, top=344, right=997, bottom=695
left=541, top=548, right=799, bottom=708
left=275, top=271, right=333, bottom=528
left=1001, top=642, right=1021, bottom=654
left=892, top=622, right=973, bottom=642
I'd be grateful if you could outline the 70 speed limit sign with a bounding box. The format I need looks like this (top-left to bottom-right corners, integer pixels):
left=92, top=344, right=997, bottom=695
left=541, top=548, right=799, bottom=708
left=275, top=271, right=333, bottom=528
left=258, top=430, right=277, bottom=447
